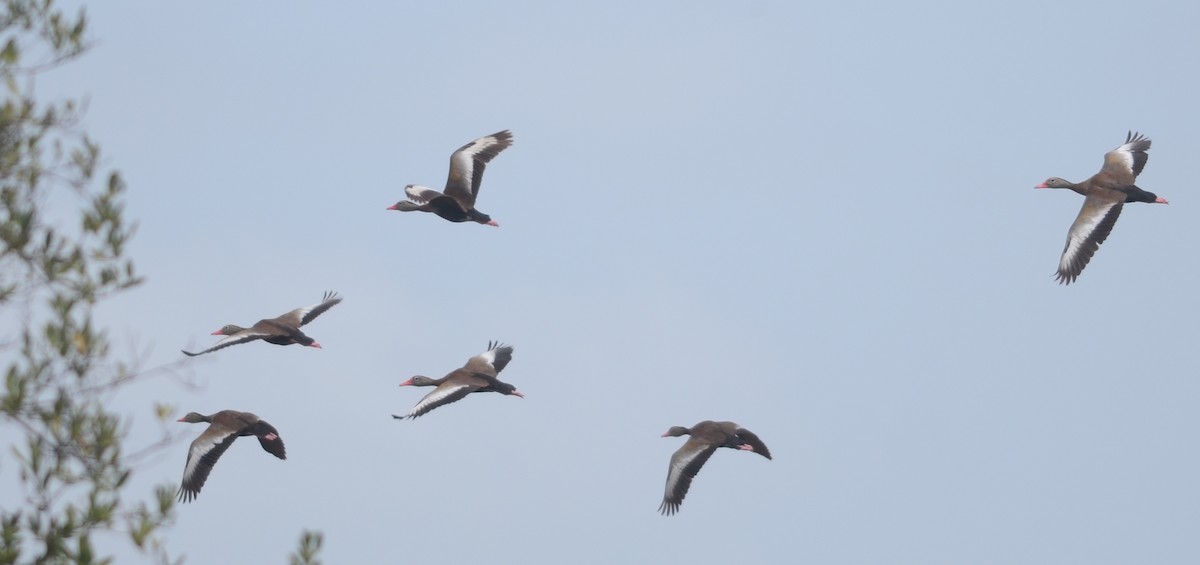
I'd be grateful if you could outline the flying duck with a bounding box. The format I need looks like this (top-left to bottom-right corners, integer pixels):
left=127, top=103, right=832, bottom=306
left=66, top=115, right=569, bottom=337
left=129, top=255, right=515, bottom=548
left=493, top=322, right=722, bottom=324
left=659, top=421, right=771, bottom=516
left=176, top=410, right=286, bottom=502
left=1036, top=131, right=1167, bottom=284
left=182, top=291, right=342, bottom=356
left=392, top=341, right=523, bottom=419
left=387, top=130, right=513, bottom=226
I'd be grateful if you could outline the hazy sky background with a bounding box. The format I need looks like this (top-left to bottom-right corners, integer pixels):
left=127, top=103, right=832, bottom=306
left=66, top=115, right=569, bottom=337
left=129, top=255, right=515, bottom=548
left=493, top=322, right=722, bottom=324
left=7, top=0, right=1200, bottom=563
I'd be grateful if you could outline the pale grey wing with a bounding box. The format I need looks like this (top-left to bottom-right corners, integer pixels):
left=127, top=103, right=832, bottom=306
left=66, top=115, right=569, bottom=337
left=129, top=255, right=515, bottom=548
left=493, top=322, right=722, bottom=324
left=404, top=185, right=445, bottom=204
left=181, top=331, right=270, bottom=356
left=733, top=428, right=773, bottom=460
left=462, top=341, right=513, bottom=376
left=659, top=441, right=718, bottom=516
left=278, top=291, right=342, bottom=327
left=1098, top=131, right=1151, bottom=185
left=177, top=429, right=238, bottom=502
left=443, top=130, right=513, bottom=205
left=395, top=382, right=479, bottom=419
left=1056, top=195, right=1123, bottom=285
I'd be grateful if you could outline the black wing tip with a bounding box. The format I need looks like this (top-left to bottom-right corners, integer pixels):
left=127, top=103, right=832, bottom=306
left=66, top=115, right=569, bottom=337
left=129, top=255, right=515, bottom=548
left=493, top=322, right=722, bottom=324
left=1123, top=131, right=1151, bottom=150
left=321, top=290, right=342, bottom=303
left=458, top=130, right=514, bottom=154
left=176, top=486, right=197, bottom=503
left=659, top=500, right=680, bottom=516
left=1054, top=271, right=1078, bottom=285
left=265, top=441, right=287, bottom=460
left=487, top=339, right=512, bottom=351
left=180, top=349, right=201, bottom=357
left=491, top=129, right=514, bottom=143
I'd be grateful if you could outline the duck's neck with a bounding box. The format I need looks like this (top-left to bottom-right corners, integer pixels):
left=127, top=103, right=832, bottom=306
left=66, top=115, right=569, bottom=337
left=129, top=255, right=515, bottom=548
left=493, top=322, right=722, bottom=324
left=1059, top=180, right=1087, bottom=196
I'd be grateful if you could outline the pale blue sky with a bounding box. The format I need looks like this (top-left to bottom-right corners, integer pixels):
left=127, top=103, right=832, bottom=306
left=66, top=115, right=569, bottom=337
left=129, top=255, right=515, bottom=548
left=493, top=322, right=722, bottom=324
left=12, top=0, right=1200, bottom=563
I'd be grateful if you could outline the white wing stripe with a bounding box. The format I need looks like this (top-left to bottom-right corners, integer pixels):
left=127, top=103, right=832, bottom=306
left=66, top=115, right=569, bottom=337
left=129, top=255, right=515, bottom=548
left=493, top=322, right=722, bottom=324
left=191, top=331, right=270, bottom=353
left=1060, top=201, right=1118, bottom=272
left=405, top=185, right=441, bottom=203
left=664, top=457, right=690, bottom=497
left=406, top=383, right=470, bottom=417
left=290, top=305, right=316, bottom=323
left=182, top=434, right=223, bottom=484
left=1110, top=146, right=1135, bottom=175
left=476, top=349, right=498, bottom=369
left=458, top=136, right=507, bottom=160
left=450, top=151, right=476, bottom=176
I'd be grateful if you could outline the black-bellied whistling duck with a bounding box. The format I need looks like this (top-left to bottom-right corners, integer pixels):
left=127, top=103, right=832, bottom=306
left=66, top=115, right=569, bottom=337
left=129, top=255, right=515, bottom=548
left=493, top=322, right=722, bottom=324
left=1036, top=131, right=1167, bottom=284
left=181, top=291, right=342, bottom=356
left=176, top=410, right=286, bottom=502
left=392, top=341, right=523, bottom=419
left=659, top=420, right=771, bottom=516
left=387, top=130, right=513, bottom=226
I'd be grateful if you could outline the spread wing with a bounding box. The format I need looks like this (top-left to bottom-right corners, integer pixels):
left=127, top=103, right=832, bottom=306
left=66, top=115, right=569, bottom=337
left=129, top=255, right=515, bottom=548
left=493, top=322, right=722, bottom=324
left=1096, top=131, right=1150, bottom=186
left=278, top=291, right=342, bottom=327
left=177, top=428, right=239, bottom=502
left=1055, top=194, right=1123, bottom=285
left=443, top=130, right=513, bottom=205
left=394, top=378, right=484, bottom=420
left=659, top=439, right=719, bottom=516
left=462, top=341, right=513, bottom=376
left=181, top=331, right=269, bottom=357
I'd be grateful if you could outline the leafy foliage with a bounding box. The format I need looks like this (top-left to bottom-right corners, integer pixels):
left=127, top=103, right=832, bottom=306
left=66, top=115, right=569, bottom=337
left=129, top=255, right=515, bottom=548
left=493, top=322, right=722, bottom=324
left=0, top=1, right=323, bottom=563
left=288, top=531, right=323, bottom=565
left=0, top=0, right=167, bottom=563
